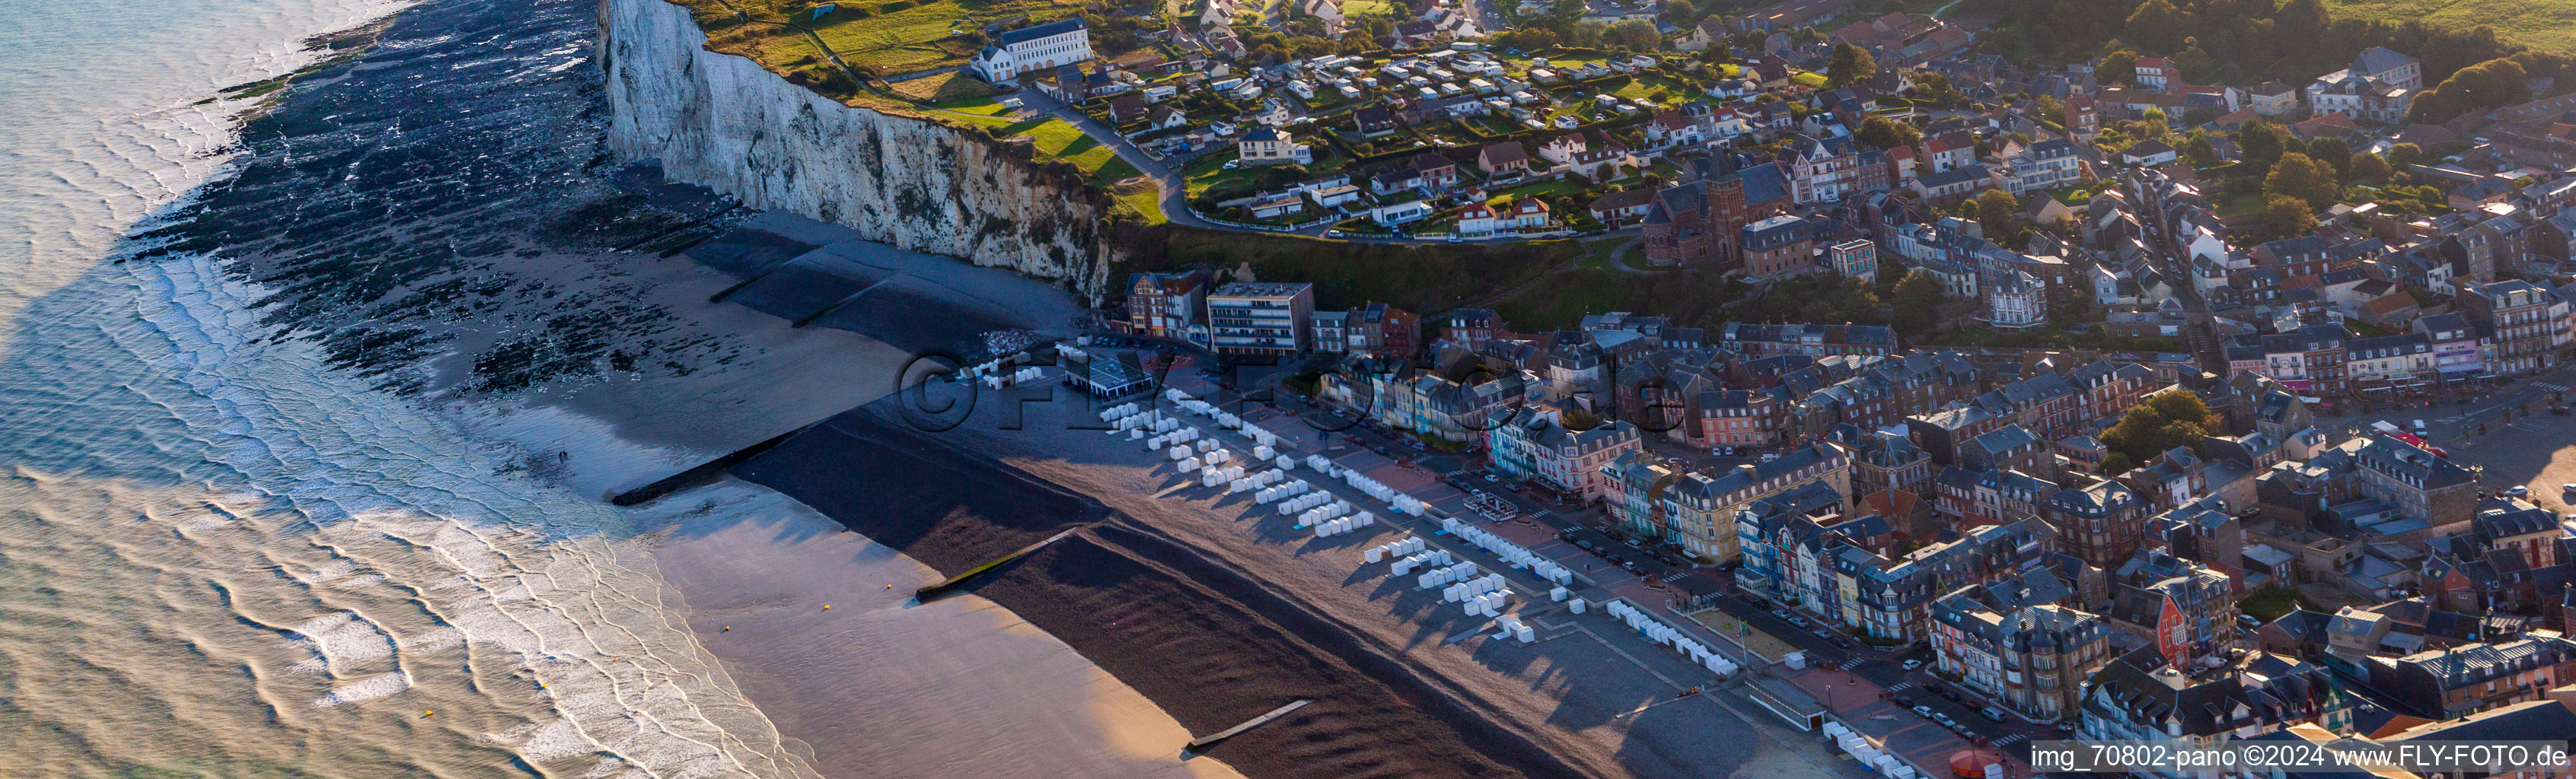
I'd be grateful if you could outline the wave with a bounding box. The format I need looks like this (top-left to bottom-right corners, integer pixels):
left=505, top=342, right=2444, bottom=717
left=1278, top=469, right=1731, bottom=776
left=0, top=0, right=824, bottom=775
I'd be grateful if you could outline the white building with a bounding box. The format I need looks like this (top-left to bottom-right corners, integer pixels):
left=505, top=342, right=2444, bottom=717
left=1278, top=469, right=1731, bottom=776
left=1985, top=270, right=2046, bottom=329
left=970, top=18, right=1092, bottom=82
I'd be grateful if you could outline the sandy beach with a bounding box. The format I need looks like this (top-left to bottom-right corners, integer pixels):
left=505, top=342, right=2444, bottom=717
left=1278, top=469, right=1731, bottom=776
left=726, top=388, right=1867, bottom=779
left=632, top=481, right=1248, bottom=779
left=442, top=208, right=1246, bottom=779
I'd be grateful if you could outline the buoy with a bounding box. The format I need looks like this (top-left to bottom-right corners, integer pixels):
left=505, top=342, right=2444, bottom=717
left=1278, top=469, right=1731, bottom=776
left=722, top=626, right=731, bottom=632
left=823, top=605, right=832, bottom=611
left=423, top=711, right=435, bottom=717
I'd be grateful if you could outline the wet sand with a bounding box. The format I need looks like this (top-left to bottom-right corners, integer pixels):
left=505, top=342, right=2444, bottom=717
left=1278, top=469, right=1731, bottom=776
left=634, top=482, right=1248, bottom=779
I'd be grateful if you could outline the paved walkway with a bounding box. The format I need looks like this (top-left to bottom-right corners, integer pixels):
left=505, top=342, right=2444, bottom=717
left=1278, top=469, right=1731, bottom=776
left=1606, top=237, right=1661, bottom=274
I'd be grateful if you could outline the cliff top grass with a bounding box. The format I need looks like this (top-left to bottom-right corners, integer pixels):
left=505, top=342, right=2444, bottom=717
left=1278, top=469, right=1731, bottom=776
left=2323, top=0, right=2576, bottom=53
left=680, top=0, right=1082, bottom=78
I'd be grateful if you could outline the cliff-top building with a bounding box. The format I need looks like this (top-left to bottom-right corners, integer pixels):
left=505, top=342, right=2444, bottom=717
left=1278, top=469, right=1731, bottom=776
left=970, top=18, right=1092, bottom=82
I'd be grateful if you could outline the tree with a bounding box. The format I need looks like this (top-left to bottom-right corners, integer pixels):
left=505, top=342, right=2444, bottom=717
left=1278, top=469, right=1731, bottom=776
left=2304, top=137, right=2351, bottom=180
left=1856, top=115, right=1921, bottom=152
left=2097, top=49, right=2139, bottom=85
left=1975, top=189, right=2023, bottom=238
left=2273, top=0, right=2327, bottom=57
left=2179, top=133, right=2219, bottom=167
left=1610, top=18, right=1662, bottom=52
left=1490, top=28, right=1561, bottom=50
left=2383, top=142, right=2422, bottom=170
left=2411, top=57, right=2528, bottom=122
left=2265, top=152, right=2339, bottom=210
left=1890, top=271, right=1946, bottom=335
left=2122, top=0, right=2187, bottom=54
left=2099, top=390, right=2219, bottom=469
left=1828, top=43, right=1876, bottom=88
left=2348, top=151, right=2393, bottom=184
left=2238, top=119, right=2284, bottom=171
left=2265, top=194, right=2319, bottom=240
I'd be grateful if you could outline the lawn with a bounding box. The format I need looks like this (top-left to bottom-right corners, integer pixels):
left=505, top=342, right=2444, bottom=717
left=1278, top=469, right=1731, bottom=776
left=1341, top=0, right=1398, bottom=17
left=2323, top=0, right=2576, bottom=52
left=1490, top=176, right=1591, bottom=203
left=2238, top=584, right=2318, bottom=623
left=1117, top=189, right=1167, bottom=224
left=2218, top=193, right=2266, bottom=218
left=1183, top=151, right=1255, bottom=198
left=1574, top=235, right=1630, bottom=270
left=1000, top=118, right=1122, bottom=177
left=1605, top=74, right=1691, bottom=107
left=805, top=0, right=1077, bottom=75
left=894, top=70, right=999, bottom=102
left=1494, top=267, right=1625, bottom=329
left=1790, top=71, right=1828, bottom=88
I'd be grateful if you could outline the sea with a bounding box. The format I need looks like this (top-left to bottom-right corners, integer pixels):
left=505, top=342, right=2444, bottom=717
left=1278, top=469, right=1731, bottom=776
left=0, top=0, right=822, bottom=776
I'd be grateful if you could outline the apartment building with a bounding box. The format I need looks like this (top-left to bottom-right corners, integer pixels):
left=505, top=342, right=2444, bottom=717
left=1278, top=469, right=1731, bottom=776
left=1205, top=282, right=1314, bottom=355
left=1932, top=589, right=2113, bottom=721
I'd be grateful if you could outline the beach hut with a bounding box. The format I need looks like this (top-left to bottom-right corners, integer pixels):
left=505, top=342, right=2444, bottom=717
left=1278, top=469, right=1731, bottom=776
left=1568, top=598, right=1586, bottom=614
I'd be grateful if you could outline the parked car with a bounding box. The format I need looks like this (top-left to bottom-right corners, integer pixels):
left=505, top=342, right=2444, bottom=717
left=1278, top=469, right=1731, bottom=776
left=1902, top=659, right=1923, bottom=670
left=1911, top=705, right=1936, bottom=717
left=1938, top=687, right=1962, bottom=702
left=1980, top=707, right=2009, bottom=723
left=2507, top=485, right=2530, bottom=497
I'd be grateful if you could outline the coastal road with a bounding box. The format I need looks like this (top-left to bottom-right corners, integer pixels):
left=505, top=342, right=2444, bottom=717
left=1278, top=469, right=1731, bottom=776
left=1015, top=91, right=1216, bottom=231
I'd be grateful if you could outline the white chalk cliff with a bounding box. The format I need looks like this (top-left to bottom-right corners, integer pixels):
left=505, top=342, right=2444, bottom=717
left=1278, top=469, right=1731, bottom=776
left=598, top=0, right=1118, bottom=300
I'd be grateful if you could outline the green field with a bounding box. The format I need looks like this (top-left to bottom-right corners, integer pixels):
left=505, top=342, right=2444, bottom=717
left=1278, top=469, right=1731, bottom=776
left=1013, top=118, right=1121, bottom=174
left=1606, top=74, right=1689, bottom=107
left=2323, top=0, right=2576, bottom=52
left=1341, top=0, right=1398, bottom=17
left=894, top=70, right=1000, bottom=101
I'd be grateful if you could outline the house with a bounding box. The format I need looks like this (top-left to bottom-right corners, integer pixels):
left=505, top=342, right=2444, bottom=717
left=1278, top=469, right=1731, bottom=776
left=1370, top=200, right=1433, bottom=226
left=1733, top=0, right=1854, bottom=33
left=1248, top=192, right=1306, bottom=219
left=2307, top=65, right=2415, bottom=124
left=1911, top=163, right=1991, bottom=204
left=1146, top=105, right=1188, bottom=130
left=1505, top=197, right=1553, bottom=230
left=2000, top=138, right=2082, bottom=194
left=1108, top=94, right=1150, bottom=125
left=1924, top=131, right=1977, bottom=173
left=1478, top=141, right=1531, bottom=176
left=2251, top=81, right=2297, bottom=116
left=971, top=18, right=1092, bottom=82
left=1237, top=127, right=1312, bottom=166
left=1350, top=106, right=1396, bottom=136
left=1589, top=187, right=1657, bottom=223
left=1455, top=200, right=1502, bottom=236
left=1739, top=215, right=1818, bottom=279
left=1306, top=184, right=1363, bottom=208
left=2120, top=140, right=2177, bottom=167
left=2133, top=56, right=2178, bottom=91
left=1122, top=269, right=1210, bottom=338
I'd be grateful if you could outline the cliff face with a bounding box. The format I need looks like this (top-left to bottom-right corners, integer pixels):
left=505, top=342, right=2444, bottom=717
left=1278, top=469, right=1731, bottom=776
left=598, top=0, right=1117, bottom=300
